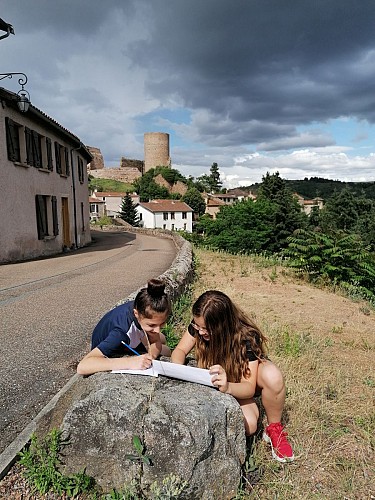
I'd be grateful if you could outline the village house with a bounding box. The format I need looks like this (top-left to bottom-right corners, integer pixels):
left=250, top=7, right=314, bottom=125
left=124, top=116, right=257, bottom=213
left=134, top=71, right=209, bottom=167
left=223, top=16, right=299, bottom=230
left=136, top=199, right=193, bottom=232
left=203, top=191, right=256, bottom=219
left=89, top=190, right=140, bottom=219
left=0, top=87, right=92, bottom=263
left=294, top=193, right=324, bottom=215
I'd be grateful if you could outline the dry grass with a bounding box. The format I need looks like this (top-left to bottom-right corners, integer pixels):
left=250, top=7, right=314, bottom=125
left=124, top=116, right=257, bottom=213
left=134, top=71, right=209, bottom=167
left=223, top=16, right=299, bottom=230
left=192, top=249, right=375, bottom=500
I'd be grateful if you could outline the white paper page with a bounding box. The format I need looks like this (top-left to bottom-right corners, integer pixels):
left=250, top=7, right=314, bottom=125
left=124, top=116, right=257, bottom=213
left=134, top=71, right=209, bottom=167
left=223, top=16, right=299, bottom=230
left=112, top=361, right=214, bottom=388
left=153, top=360, right=214, bottom=387
left=112, top=367, right=158, bottom=377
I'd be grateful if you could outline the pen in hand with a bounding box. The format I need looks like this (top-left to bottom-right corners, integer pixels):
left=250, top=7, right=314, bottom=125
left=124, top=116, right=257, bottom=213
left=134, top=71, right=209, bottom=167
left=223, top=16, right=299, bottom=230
left=121, top=341, right=141, bottom=356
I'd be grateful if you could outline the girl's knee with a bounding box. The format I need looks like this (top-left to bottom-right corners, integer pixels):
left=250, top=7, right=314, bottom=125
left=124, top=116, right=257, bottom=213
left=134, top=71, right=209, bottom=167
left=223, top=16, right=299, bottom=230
left=240, top=401, right=259, bottom=436
left=244, top=413, right=258, bottom=435
left=258, top=361, right=285, bottom=392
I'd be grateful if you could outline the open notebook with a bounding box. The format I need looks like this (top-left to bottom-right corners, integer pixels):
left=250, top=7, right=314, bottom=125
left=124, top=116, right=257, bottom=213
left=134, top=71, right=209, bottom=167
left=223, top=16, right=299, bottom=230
left=112, top=360, right=214, bottom=388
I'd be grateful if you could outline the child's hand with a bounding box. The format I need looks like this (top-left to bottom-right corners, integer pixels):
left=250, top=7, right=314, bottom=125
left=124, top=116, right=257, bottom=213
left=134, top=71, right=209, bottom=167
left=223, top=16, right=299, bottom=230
left=127, top=354, right=153, bottom=370
left=209, top=364, right=229, bottom=393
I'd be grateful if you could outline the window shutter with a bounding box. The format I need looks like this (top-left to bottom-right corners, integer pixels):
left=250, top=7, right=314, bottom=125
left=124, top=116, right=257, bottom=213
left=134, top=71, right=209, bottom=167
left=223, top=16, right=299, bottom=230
left=5, top=117, right=17, bottom=161
left=32, top=130, right=41, bottom=168
left=55, top=142, right=61, bottom=174
left=25, top=127, right=33, bottom=166
left=52, top=196, right=59, bottom=236
left=65, top=147, right=70, bottom=176
left=35, top=195, right=45, bottom=239
left=46, top=138, right=53, bottom=171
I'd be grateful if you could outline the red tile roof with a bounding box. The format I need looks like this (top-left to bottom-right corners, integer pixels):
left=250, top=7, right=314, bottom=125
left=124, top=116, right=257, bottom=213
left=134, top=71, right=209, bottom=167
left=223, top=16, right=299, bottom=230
left=138, top=199, right=193, bottom=212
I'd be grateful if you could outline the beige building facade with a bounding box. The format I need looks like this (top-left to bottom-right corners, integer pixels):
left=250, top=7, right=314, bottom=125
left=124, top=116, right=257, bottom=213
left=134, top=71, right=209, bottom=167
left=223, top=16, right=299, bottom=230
left=0, top=87, right=92, bottom=263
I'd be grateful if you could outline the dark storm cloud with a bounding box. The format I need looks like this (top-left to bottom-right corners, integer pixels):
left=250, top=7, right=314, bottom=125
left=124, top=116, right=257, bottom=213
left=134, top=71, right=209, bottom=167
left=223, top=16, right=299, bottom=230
left=129, top=0, right=375, bottom=132
left=4, top=0, right=137, bottom=36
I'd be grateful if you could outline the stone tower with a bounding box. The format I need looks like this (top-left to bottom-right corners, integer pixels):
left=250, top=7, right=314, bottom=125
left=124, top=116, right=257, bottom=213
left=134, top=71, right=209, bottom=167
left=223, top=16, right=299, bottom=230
left=144, top=132, right=171, bottom=172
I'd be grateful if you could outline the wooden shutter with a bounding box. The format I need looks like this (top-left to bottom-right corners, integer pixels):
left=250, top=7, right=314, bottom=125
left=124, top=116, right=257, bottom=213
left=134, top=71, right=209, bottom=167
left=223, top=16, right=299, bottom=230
left=32, top=130, right=42, bottom=168
left=55, top=142, right=61, bottom=173
left=52, top=196, right=59, bottom=236
left=25, top=127, right=33, bottom=166
left=35, top=195, right=48, bottom=239
left=46, top=137, right=53, bottom=171
left=64, top=147, right=70, bottom=176
left=5, top=117, right=20, bottom=162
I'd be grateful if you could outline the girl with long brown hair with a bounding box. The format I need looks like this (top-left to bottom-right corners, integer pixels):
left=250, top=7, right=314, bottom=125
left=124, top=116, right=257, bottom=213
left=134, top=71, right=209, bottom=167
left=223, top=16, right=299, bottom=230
left=171, top=290, right=294, bottom=463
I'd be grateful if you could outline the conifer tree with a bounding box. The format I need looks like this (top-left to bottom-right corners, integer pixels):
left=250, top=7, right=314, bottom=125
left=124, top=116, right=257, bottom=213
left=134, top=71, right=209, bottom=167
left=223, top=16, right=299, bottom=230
left=118, top=192, right=139, bottom=226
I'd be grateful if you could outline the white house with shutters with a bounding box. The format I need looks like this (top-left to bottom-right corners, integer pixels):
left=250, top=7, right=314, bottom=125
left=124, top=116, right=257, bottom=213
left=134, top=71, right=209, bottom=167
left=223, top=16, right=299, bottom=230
left=136, top=199, right=193, bottom=232
left=0, top=86, right=92, bottom=263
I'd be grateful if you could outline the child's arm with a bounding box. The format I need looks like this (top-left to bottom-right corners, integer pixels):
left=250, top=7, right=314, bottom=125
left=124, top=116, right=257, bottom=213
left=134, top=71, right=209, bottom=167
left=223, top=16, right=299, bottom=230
left=141, top=332, right=171, bottom=358
left=77, top=347, right=153, bottom=375
left=209, top=360, right=259, bottom=399
left=171, top=330, right=196, bottom=364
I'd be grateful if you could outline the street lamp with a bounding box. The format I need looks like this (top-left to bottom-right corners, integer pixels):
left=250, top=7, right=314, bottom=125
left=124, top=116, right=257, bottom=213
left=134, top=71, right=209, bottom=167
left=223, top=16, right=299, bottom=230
left=0, top=18, right=14, bottom=41
left=0, top=72, right=30, bottom=112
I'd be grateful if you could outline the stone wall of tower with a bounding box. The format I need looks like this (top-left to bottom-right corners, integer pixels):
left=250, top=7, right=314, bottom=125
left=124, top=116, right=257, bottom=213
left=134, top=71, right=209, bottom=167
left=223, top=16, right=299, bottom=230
left=86, top=146, right=104, bottom=170
left=89, top=168, right=142, bottom=184
left=120, top=157, right=144, bottom=173
left=144, top=132, right=170, bottom=172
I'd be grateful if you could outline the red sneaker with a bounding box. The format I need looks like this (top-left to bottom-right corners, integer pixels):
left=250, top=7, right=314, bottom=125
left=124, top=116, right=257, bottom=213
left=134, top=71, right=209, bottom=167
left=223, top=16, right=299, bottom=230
left=263, top=422, right=294, bottom=463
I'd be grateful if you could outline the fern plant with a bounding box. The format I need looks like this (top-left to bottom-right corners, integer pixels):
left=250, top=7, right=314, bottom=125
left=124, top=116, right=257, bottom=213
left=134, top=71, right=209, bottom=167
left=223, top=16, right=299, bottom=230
left=284, top=228, right=375, bottom=298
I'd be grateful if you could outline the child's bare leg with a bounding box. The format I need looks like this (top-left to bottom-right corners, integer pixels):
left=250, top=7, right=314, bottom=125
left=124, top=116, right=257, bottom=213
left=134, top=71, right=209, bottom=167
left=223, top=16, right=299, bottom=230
left=239, top=398, right=259, bottom=436
left=257, top=360, right=286, bottom=424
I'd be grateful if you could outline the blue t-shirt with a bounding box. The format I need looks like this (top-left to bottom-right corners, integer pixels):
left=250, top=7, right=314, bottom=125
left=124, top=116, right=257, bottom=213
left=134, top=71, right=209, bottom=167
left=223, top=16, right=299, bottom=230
left=92, top=301, right=145, bottom=357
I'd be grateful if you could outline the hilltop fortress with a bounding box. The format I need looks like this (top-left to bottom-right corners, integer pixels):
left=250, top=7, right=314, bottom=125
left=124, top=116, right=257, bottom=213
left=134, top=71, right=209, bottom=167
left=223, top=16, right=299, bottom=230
left=87, top=132, right=171, bottom=184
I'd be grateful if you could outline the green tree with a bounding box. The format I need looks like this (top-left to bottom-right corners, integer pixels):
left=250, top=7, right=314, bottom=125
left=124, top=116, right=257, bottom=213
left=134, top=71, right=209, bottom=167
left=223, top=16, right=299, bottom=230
left=197, top=198, right=278, bottom=254
left=118, top=192, right=139, bottom=226
left=181, top=187, right=206, bottom=216
left=257, top=171, right=308, bottom=249
left=196, top=162, right=223, bottom=193
left=208, top=162, right=222, bottom=192
left=133, top=168, right=170, bottom=202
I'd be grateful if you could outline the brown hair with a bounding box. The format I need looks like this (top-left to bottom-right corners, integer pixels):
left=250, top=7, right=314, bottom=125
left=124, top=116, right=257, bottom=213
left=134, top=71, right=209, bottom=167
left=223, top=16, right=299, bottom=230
left=134, top=278, right=171, bottom=318
left=192, top=290, right=267, bottom=382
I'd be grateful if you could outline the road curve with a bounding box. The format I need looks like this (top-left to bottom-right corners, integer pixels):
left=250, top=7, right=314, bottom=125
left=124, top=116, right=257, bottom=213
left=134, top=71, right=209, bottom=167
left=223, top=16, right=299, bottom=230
left=0, top=229, right=177, bottom=454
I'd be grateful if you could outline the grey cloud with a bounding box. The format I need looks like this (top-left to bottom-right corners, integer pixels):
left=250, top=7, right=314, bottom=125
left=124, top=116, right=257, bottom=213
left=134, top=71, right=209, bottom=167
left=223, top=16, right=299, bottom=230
left=130, top=0, right=375, bottom=131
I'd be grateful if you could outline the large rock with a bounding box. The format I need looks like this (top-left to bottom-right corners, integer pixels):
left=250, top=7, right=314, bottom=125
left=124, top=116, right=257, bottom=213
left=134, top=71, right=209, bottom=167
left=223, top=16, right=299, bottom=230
left=37, top=370, right=246, bottom=499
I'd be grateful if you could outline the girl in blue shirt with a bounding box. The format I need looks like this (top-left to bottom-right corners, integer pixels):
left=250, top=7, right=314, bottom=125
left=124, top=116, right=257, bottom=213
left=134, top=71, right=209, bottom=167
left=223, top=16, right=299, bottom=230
left=77, top=279, right=171, bottom=375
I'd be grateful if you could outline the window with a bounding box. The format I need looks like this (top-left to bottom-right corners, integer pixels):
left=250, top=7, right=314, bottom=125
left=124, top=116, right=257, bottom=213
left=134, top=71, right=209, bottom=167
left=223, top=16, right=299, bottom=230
left=35, top=195, right=59, bottom=239
left=90, top=203, right=99, bottom=214
left=170, top=212, right=175, bottom=220
left=54, top=142, right=70, bottom=176
left=163, top=212, right=168, bottom=220
left=139, top=213, right=143, bottom=220
left=183, top=223, right=187, bottom=230
left=163, top=224, right=166, bottom=230
left=5, top=117, right=21, bottom=162
left=182, top=212, right=187, bottom=219
left=171, top=224, right=175, bottom=231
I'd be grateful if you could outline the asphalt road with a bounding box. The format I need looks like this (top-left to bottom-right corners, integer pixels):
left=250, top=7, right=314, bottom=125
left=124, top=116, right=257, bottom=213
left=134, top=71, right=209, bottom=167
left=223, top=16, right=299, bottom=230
left=0, top=229, right=177, bottom=455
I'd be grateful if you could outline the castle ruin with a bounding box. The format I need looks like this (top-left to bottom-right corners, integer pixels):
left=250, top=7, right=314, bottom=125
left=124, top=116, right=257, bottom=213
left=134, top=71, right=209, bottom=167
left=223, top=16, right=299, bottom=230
left=87, top=132, right=171, bottom=184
